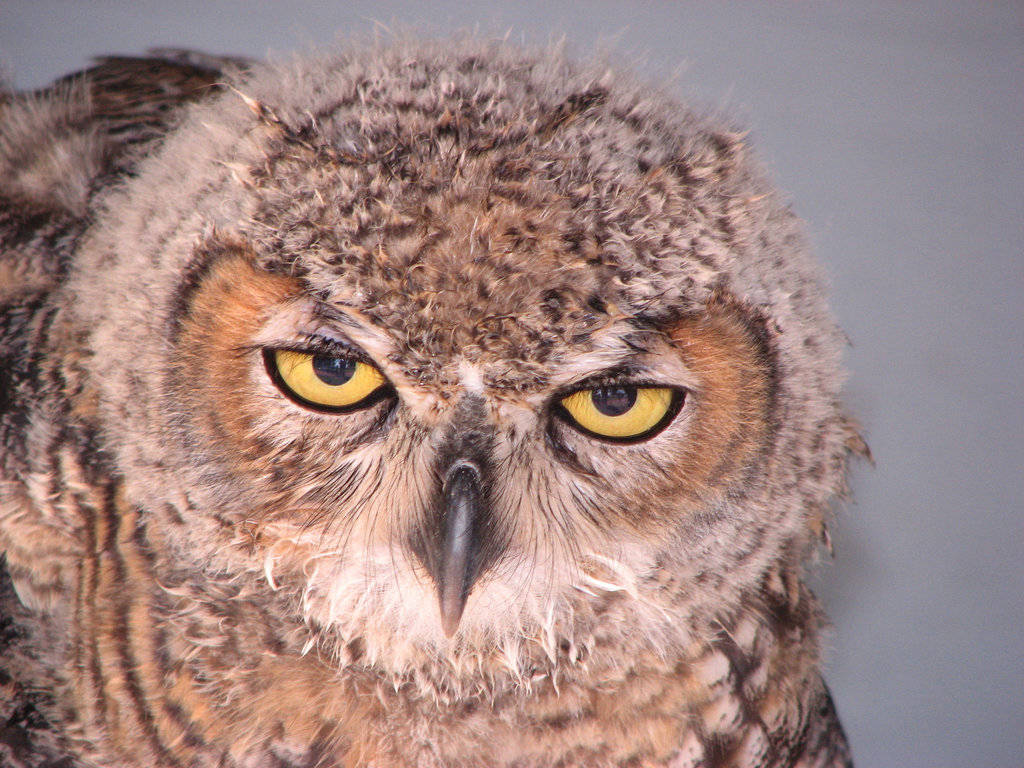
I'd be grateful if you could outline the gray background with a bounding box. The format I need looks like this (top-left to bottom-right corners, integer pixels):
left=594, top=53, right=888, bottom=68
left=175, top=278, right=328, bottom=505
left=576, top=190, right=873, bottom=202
left=1, top=1, right=1021, bottom=766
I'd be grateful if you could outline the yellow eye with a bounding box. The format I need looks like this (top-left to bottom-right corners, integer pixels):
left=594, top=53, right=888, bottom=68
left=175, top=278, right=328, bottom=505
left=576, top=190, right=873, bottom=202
left=267, top=349, right=388, bottom=412
left=558, top=386, right=680, bottom=441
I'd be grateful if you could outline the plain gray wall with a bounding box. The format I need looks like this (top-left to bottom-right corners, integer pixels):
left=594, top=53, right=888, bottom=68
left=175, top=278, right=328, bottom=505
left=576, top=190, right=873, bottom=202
left=2, top=2, right=1021, bottom=766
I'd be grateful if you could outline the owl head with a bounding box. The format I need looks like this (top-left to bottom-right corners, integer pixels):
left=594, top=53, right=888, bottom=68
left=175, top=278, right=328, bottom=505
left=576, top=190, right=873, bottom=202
left=67, top=38, right=855, bottom=687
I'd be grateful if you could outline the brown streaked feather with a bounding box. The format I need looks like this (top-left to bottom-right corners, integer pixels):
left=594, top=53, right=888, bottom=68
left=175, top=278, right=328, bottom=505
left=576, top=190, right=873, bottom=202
left=0, top=51, right=244, bottom=307
left=0, top=51, right=247, bottom=768
left=43, top=51, right=247, bottom=149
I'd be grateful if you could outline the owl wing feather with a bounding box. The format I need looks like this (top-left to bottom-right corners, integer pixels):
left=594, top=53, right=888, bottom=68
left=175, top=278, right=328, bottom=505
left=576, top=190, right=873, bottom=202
left=43, top=51, right=249, bottom=155
left=0, top=52, right=243, bottom=301
left=787, top=684, right=854, bottom=768
left=0, top=52, right=242, bottom=768
left=0, top=562, right=71, bottom=768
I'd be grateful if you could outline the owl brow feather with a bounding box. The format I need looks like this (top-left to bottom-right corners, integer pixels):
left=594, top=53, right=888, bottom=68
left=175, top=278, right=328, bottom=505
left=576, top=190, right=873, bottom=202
left=229, top=333, right=366, bottom=360
left=224, top=343, right=260, bottom=360
left=310, top=300, right=371, bottom=331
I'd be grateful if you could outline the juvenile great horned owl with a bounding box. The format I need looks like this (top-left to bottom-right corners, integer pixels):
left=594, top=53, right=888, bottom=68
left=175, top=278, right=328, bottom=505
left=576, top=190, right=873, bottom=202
left=0, top=40, right=861, bottom=767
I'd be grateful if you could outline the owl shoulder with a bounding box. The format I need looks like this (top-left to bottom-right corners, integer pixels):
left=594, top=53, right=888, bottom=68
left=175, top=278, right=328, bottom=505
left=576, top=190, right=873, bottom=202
left=0, top=51, right=242, bottom=303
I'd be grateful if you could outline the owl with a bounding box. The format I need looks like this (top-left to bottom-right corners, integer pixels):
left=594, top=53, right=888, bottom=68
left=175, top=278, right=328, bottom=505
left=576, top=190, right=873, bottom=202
left=0, top=39, right=862, bottom=768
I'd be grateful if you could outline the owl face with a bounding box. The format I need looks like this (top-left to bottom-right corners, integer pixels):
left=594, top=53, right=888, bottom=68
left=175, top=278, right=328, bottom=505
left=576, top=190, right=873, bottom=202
left=67, top=41, right=847, bottom=683
left=155, top=241, right=773, bottom=675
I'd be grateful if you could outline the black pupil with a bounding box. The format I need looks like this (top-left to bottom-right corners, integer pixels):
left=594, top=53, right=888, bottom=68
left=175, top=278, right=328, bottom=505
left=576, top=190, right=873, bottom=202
left=591, top=386, right=637, bottom=417
left=311, top=355, right=357, bottom=387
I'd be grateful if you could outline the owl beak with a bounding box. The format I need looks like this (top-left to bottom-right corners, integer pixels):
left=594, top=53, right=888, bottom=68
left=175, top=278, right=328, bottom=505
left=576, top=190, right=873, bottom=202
left=435, top=461, right=481, bottom=637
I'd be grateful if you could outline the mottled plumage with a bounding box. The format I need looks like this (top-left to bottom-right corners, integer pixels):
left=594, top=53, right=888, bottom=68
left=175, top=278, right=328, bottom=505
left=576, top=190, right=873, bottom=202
left=0, top=40, right=861, bottom=767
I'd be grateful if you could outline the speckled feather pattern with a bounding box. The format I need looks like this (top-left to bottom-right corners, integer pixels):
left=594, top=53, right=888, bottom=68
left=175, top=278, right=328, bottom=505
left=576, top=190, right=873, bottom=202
left=1, top=39, right=859, bottom=767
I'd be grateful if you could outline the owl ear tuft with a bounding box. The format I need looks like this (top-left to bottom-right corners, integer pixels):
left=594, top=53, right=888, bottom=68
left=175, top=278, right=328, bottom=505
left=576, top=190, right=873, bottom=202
left=231, top=86, right=282, bottom=126
left=230, top=85, right=353, bottom=167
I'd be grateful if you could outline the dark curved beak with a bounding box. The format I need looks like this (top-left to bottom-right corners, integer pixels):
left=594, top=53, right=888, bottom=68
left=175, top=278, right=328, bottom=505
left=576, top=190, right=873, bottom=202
left=410, top=395, right=506, bottom=637
left=435, top=462, right=481, bottom=637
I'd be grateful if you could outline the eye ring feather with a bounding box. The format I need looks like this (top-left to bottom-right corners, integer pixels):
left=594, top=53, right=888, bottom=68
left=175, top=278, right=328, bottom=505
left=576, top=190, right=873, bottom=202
left=556, top=385, right=684, bottom=443
left=264, top=348, right=391, bottom=413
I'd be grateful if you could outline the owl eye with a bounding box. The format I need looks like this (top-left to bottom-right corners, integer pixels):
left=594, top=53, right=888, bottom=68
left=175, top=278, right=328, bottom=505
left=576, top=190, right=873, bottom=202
left=558, top=385, right=682, bottom=442
left=265, top=349, right=388, bottom=412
